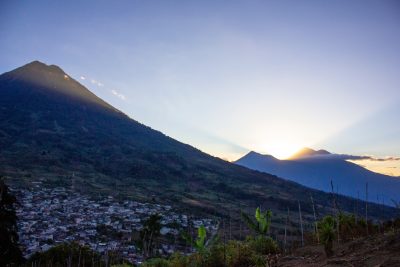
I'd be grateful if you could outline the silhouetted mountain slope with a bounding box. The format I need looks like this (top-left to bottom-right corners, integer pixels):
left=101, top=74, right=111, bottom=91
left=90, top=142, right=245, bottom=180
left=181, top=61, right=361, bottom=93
left=0, top=61, right=396, bottom=220
left=235, top=149, right=400, bottom=206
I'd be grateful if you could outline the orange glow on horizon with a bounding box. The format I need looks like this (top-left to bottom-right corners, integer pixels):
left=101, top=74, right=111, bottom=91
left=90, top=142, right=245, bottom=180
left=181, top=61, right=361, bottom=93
left=257, top=142, right=303, bottom=160
left=349, top=159, right=400, bottom=177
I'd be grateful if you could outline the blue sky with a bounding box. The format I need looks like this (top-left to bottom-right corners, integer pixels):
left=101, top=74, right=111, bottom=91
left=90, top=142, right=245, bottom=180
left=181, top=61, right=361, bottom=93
left=1, top=1, right=399, bottom=174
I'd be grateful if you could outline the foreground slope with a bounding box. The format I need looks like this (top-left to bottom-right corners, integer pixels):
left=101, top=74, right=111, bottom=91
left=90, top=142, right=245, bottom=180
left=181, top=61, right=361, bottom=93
left=235, top=150, right=400, bottom=205
left=0, top=61, right=394, bottom=220
left=278, top=232, right=400, bottom=267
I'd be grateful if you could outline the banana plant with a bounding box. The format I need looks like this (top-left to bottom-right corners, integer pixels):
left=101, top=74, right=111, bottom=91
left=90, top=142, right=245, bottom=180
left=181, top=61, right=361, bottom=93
left=194, top=225, right=207, bottom=251
left=182, top=225, right=207, bottom=252
left=241, top=207, right=272, bottom=235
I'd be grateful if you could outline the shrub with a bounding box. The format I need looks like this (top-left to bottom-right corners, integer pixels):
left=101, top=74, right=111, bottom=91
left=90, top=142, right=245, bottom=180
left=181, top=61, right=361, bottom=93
left=318, top=216, right=336, bottom=257
left=142, top=257, right=170, bottom=267
left=27, top=242, right=106, bottom=267
left=168, top=252, right=189, bottom=267
left=338, top=213, right=356, bottom=241
left=246, top=236, right=278, bottom=255
left=226, top=240, right=258, bottom=267
left=143, top=236, right=279, bottom=267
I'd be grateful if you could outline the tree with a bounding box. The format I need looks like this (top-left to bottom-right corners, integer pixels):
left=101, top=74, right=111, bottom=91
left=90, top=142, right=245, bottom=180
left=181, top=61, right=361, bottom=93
left=0, top=178, right=23, bottom=266
left=140, top=214, right=162, bottom=258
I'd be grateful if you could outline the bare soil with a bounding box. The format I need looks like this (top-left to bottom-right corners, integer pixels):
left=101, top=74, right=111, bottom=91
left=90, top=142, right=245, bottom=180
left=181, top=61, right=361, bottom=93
left=277, top=232, right=400, bottom=267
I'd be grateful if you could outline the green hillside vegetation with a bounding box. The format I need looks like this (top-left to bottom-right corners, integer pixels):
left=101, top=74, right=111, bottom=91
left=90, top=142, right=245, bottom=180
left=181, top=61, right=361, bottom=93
left=141, top=208, right=400, bottom=267
left=26, top=243, right=111, bottom=267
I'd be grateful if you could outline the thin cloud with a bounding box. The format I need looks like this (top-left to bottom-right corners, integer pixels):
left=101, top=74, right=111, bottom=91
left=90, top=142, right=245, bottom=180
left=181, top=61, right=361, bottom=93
left=369, top=157, right=400, bottom=162
left=90, top=79, right=103, bottom=87
left=80, top=76, right=86, bottom=80
left=333, top=154, right=371, bottom=160
left=312, top=153, right=400, bottom=162
left=343, top=155, right=400, bottom=162
left=111, top=89, right=126, bottom=101
left=310, top=154, right=371, bottom=160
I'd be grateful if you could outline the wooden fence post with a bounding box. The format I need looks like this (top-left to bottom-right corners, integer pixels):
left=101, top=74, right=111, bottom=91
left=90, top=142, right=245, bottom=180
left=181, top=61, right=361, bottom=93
left=310, top=194, right=319, bottom=243
left=298, top=201, right=304, bottom=247
left=366, top=182, right=369, bottom=236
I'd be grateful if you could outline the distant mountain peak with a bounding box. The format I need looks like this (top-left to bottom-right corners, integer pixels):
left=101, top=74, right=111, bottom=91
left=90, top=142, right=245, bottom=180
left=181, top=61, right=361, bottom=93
left=290, top=147, right=331, bottom=159
left=240, top=151, right=278, bottom=160
left=24, top=60, right=46, bottom=67
left=1, top=60, right=117, bottom=112
left=7, top=60, right=70, bottom=83
left=246, top=151, right=263, bottom=157
left=18, top=60, right=66, bottom=74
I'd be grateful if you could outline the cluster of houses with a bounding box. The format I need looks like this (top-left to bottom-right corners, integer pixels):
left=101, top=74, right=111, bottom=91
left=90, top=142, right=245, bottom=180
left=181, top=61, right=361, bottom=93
left=13, top=184, right=218, bottom=264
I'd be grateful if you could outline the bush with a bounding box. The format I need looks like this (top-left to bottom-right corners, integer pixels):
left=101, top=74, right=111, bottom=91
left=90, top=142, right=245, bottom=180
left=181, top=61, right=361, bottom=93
left=246, top=236, right=278, bottom=255
left=143, top=236, right=279, bottom=267
left=226, top=240, right=259, bottom=267
left=338, top=213, right=356, bottom=241
left=143, top=206, right=279, bottom=267
left=142, top=257, right=170, bottom=267
left=168, top=252, right=189, bottom=267
left=26, top=242, right=106, bottom=267
left=318, top=216, right=335, bottom=257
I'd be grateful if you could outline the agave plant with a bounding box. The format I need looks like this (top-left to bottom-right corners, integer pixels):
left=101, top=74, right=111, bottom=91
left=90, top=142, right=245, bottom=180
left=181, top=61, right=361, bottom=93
left=318, top=215, right=336, bottom=257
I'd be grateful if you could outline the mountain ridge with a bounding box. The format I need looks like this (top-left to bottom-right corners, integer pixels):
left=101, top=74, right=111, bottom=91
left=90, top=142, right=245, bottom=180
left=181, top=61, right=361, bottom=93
left=235, top=150, right=400, bottom=206
left=0, top=61, right=396, bottom=220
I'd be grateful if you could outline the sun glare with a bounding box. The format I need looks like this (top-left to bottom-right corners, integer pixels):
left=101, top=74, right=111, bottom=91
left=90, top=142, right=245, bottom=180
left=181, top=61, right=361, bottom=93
left=258, top=142, right=302, bottom=160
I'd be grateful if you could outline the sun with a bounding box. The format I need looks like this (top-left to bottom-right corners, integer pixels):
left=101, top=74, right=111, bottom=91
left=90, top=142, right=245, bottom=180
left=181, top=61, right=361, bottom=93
left=259, top=142, right=302, bottom=160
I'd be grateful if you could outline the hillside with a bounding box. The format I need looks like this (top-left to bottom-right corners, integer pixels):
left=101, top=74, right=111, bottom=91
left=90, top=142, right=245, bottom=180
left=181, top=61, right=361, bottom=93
left=235, top=150, right=400, bottom=206
left=277, top=232, right=400, bottom=266
left=0, top=61, right=395, bottom=221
